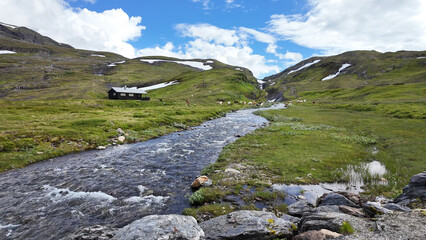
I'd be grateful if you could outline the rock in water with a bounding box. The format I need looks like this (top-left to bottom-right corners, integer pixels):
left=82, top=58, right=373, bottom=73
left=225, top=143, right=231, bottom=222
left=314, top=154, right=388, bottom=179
left=393, top=171, right=426, bottom=206
left=200, top=210, right=294, bottom=240
left=114, top=215, right=204, bottom=240
left=191, top=176, right=210, bottom=189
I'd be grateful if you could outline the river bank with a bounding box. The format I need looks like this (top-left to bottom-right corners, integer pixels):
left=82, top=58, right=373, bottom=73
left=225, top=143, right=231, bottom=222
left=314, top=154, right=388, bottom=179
left=183, top=102, right=425, bottom=221
left=0, top=104, right=282, bottom=239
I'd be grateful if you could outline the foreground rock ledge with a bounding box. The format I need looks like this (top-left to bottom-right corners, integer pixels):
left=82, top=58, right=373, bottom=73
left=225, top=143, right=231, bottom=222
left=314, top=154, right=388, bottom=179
left=200, top=210, right=294, bottom=240
left=114, top=214, right=204, bottom=240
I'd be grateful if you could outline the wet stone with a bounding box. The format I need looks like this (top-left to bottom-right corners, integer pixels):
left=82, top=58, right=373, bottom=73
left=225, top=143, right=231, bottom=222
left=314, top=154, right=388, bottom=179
left=319, top=193, right=358, bottom=208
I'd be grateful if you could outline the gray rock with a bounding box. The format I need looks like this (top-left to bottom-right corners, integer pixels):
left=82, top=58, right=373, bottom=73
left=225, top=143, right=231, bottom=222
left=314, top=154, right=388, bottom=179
left=293, top=229, right=343, bottom=240
left=320, top=193, right=357, bottom=208
left=362, top=201, right=392, bottom=217
left=393, top=171, right=426, bottom=205
left=224, top=168, right=241, bottom=174
left=299, top=212, right=354, bottom=233
left=288, top=200, right=314, bottom=217
left=200, top=210, right=294, bottom=240
left=66, top=225, right=116, bottom=240
left=383, top=203, right=411, bottom=212
left=338, top=205, right=366, bottom=217
left=314, top=205, right=341, bottom=214
left=114, top=214, right=204, bottom=240
left=280, top=214, right=301, bottom=225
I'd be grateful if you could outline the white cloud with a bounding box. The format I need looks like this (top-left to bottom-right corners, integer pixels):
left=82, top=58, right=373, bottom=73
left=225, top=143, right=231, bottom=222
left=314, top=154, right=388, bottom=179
left=137, top=42, right=185, bottom=59
left=137, top=24, right=281, bottom=78
left=177, top=23, right=239, bottom=46
left=0, top=0, right=145, bottom=58
left=268, top=0, right=426, bottom=54
left=191, top=0, right=212, bottom=9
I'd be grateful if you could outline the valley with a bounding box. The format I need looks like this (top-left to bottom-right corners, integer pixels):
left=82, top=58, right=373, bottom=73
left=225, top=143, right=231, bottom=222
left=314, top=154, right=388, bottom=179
left=0, top=23, right=425, bottom=239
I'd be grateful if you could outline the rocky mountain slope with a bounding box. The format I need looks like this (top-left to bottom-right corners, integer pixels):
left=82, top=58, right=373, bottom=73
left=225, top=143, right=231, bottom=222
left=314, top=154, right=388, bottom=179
left=264, top=50, right=426, bottom=102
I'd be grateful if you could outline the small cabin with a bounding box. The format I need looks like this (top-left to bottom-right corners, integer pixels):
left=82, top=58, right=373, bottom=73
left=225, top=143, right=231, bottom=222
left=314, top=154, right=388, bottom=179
left=108, top=86, right=150, bottom=100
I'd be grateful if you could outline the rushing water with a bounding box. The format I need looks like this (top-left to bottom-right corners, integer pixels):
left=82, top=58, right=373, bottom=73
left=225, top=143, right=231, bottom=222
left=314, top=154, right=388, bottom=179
left=0, top=104, right=284, bottom=239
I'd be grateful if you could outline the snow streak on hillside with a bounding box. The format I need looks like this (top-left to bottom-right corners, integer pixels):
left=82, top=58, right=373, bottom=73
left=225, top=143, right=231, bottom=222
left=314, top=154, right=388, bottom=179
left=288, top=59, right=321, bottom=74
left=140, top=59, right=212, bottom=71
left=322, top=63, right=351, bottom=81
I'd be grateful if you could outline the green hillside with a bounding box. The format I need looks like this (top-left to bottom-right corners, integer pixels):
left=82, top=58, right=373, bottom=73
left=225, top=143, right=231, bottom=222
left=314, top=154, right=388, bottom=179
left=0, top=24, right=262, bottom=171
left=264, top=50, right=426, bottom=101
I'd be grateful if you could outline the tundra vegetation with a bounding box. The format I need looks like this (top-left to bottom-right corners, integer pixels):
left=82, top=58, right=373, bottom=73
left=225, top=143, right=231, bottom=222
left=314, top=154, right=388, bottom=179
left=183, top=51, right=426, bottom=220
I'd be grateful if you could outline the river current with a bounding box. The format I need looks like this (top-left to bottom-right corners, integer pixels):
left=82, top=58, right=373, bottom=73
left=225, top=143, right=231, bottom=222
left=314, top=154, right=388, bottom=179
left=0, top=104, right=284, bottom=239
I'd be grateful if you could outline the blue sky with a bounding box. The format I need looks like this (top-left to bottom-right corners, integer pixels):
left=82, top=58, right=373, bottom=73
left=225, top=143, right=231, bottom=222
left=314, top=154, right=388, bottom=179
left=0, top=0, right=425, bottom=78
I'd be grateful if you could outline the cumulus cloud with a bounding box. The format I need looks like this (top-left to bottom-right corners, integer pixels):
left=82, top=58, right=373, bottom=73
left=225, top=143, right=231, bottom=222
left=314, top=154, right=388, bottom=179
left=267, top=0, right=426, bottom=54
left=137, top=24, right=281, bottom=78
left=177, top=23, right=239, bottom=46
left=0, top=0, right=145, bottom=57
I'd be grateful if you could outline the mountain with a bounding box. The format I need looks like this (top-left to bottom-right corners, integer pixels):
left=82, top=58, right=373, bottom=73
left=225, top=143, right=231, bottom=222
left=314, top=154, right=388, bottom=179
left=0, top=22, right=73, bottom=49
left=264, top=50, right=426, bottom=102
left=0, top=23, right=261, bottom=102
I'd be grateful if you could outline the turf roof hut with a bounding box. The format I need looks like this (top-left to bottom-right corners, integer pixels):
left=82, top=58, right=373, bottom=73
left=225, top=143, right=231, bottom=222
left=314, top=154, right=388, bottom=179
left=108, top=86, right=150, bottom=100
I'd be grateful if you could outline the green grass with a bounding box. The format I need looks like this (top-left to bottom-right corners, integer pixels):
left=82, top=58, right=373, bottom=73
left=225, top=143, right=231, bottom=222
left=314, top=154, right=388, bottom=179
left=0, top=99, right=244, bottom=171
left=201, top=103, right=425, bottom=198
left=339, top=221, right=355, bottom=235
left=265, top=50, right=426, bottom=99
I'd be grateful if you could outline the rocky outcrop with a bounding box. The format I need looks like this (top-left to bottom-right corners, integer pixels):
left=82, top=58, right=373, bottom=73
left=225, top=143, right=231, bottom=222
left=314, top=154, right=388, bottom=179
left=393, top=171, right=426, bottom=206
left=114, top=214, right=204, bottom=240
left=200, top=210, right=294, bottom=240
left=299, top=212, right=354, bottom=233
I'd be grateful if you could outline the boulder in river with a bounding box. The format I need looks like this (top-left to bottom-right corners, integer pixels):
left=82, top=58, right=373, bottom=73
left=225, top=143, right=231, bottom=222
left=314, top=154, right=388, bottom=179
left=114, top=214, right=204, bottom=240
left=393, top=171, right=426, bottom=206
left=200, top=210, right=295, bottom=240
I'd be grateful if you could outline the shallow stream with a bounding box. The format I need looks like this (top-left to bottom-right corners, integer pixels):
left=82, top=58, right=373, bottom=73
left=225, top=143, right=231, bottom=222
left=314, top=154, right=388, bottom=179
left=0, top=104, right=284, bottom=239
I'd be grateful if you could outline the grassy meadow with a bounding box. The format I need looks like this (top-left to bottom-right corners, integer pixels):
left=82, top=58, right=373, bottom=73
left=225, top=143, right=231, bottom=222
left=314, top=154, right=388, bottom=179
left=183, top=82, right=425, bottom=220
left=0, top=50, right=263, bottom=171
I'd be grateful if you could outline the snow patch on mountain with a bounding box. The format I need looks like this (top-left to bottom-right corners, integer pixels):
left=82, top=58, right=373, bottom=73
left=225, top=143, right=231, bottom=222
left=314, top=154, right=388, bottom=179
left=322, top=63, right=351, bottom=81
left=288, top=59, right=321, bottom=74
left=140, top=59, right=212, bottom=70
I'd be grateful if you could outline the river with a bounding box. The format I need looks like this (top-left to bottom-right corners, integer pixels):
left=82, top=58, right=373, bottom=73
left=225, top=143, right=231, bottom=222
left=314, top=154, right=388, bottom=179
left=0, top=104, right=284, bottom=239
